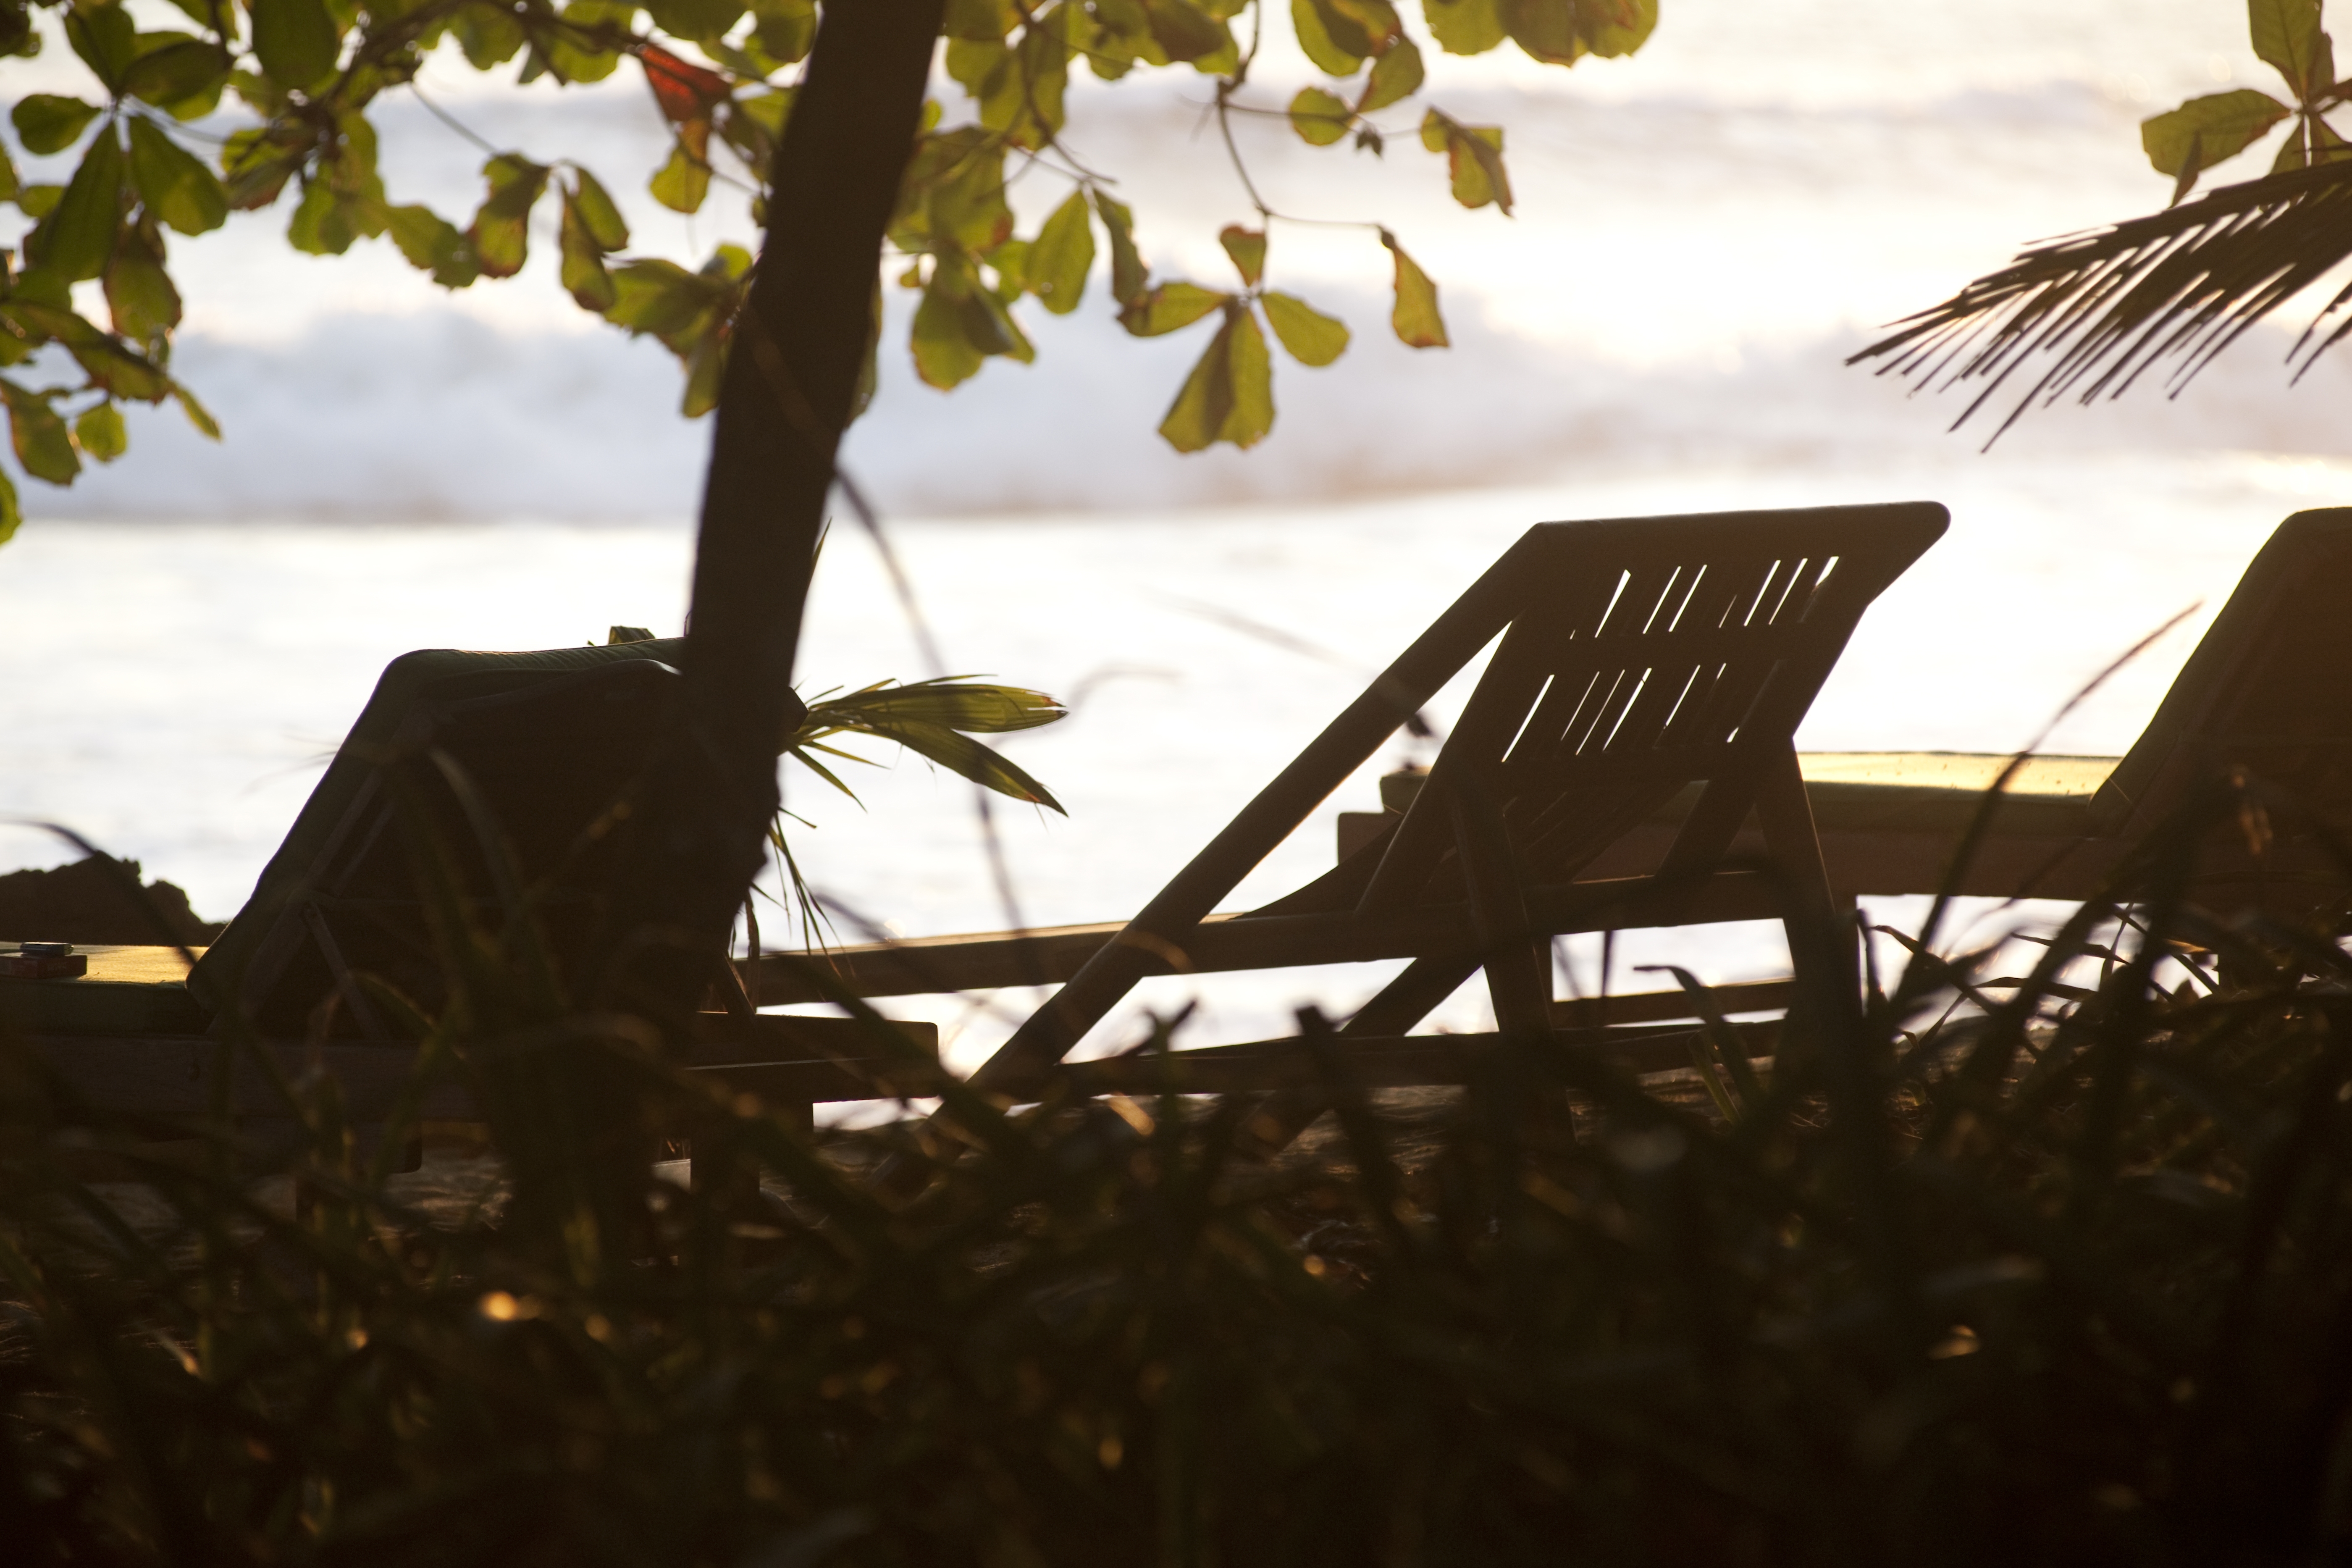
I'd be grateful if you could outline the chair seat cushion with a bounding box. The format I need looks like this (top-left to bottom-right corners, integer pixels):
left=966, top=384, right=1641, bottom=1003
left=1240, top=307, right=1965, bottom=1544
left=1795, top=752, right=2116, bottom=837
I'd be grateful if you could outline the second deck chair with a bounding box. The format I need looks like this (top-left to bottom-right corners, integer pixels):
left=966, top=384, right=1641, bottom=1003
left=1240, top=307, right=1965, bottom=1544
left=1756, top=506, right=2352, bottom=919
left=192, top=638, right=707, bottom=1037
left=967, top=502, right=1949, bottom=1097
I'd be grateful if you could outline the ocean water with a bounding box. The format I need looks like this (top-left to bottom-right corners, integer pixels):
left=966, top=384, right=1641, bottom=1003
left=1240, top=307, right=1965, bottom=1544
left=4, top=0, right=2348, bottom=1069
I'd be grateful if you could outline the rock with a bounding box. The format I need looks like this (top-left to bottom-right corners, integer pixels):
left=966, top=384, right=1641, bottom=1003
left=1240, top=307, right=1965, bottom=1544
left=0, top=858, right=225, bottom=947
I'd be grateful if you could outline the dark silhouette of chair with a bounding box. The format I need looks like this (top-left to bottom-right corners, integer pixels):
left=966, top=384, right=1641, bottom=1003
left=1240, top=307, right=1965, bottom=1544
left=966, top=502, right=1949, bottom=1097
left=193, top=639, right=701, bottom=1038
left=1772, top=507, right=2352, bottom=918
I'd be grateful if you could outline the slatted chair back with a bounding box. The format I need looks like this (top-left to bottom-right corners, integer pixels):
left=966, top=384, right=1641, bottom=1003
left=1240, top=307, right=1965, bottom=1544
left=1357, top=516, right=1932, bottom=915
left=2093, top=507, right=2352, bottom=838
left=196, top=642, right=694, bottom=1039
left=978, top=502, right=1947, bottom=1092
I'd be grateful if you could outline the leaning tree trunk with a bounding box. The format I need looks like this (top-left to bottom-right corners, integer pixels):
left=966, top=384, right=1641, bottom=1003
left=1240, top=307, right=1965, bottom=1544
left=597, top=0, right=944, bottom=1030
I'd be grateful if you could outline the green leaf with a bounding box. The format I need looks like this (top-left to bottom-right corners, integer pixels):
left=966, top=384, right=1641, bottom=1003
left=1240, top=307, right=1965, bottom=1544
left=469, top=155, right=549, bottom=276
left=1292, top=0, right=1364, bottom=73
left=1360, top=35, right=1424, bottom=110
left=895, top=128, right=1015, bottom=252
left=801, top=677, right=1067, bottom=740
left=46, top=128, right=126, bottom=284
left=748, top=0, right=816, bottom=62
left=1382, top=229, right=1447, bottom=347
left=121, top=39, right=231, bottom=106
left=1140, top=0, right=1228, bottom=62
left=0, top=470, right=18, bottom=546
left=249, top=0, right=342, bottom=89
left=650, top=140, right=711, bottom=214
left=1028, top=190, right=1094, bottom=313
left=1159, top=310, right=1233, bottom=452
left=1423, top=0, right=1503, bottom=54
left=1222, top=302, right=1273, bottom=447
left=988, top=237, right=1030, bottom=300
left=0, top=146, right=14, bottom=203
left=452, top=4, right=527, bottom=68
left=606, top=257, right=733, bottom=345
left=912, top=268, right=988, bottom=391
left=1157, top=306, right=1274, bottom=452
left=1094, top=190, right=1148, bottom=306
left=386, top=203, right=479, bottom=287
left=1502, top=0, right=1652, bottom=63
left=967, top=4, right=1072, bottom=150
left=680, top=322, right=727, bottom=417
left=68, top=337, right=170, bottom=403
left=0, top=380, right=80, bottom=484
left=566, top=167, right=629, bottom=250
left=910, top=253, right=1032, bottom=388
left=1077, top=0, right=1147, bottom=76
left=1261, top=291, right=1349, bottom=365
left=63, top=3, right=136, bottom=90
left=2252, top=0, right=2330, bottom=99
left=104, top=221, right=181, bottom=339
left=219, top=126, right=305, bottom=210
left=286, top=175, right=355, bottom=254
left=73, top=402, right=126, bottom=462
left=1219, top=224, right=1266, bottom=286
left=1120, top=280, right=1229, bottom=336
left=797, top=685, right=1069, bottom=809
left=945, top=0, right=1021, bottom=40
left=1289, top=86, right=1352, bottom=144
left=559, top=192, right=617, bottom=310
left=736, top=87, right=795, bottom=139
left=16, top=185, right=62, bottom=220
left=172, top=381, right=219, bottom=439
left=13, top=97, right=102, bottom=157
left=1421, top=108, right=1512, bottom=212
left=644, top=0, right=746, bottom=39
left=2141, top=88, right=2292, bottom=187
left=126, top=117, right=227, bottom=236
left=2274, top=120, right=2312, bottom=171
left=546, top=0, right=633, bottom=82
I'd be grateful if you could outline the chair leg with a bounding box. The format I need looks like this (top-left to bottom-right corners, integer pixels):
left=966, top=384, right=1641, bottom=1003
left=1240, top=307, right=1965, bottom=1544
left=1239, top=952, right=1483, bottom=1158
left=1447, top=785, right=1552, bottom=1040
left=1754, top=744, right=1860, bottom=1031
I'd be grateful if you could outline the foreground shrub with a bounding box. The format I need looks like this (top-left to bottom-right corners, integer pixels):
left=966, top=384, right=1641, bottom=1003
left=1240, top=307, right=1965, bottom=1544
left=3, top=775, right=2352, bottom=1565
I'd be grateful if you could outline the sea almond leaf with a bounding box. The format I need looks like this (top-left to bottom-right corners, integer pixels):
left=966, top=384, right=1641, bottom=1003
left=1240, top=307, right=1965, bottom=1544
left=1119, top=280, right=1228, bottom=336
left=1382, top=229, right=1447, bottom=348
left=1261, top=290, right=1349, bottom=365
left=1289, top=84, right=1351, bottom=145
left=1219, top=225, right=1266, bottom=286
left=1159, top=310, right=1236, bottom=452
left=1028, top=189, right=1095, bottom=314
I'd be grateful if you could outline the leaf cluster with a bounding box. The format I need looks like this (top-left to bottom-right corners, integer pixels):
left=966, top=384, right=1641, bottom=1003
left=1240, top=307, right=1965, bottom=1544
left=2144, top=0, right=2350, bottom=205
left=0, top=0, right=1660, bottom=525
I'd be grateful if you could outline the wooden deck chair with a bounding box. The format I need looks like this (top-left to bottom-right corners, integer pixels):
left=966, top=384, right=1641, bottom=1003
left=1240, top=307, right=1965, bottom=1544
left=10, top=641, right=959, bottom=1161
left=966, top=502, right=1949, bottom=1098
left=1736, top=506, right=2352, bottom=919
left=192, top=638, right=704, bottom=1038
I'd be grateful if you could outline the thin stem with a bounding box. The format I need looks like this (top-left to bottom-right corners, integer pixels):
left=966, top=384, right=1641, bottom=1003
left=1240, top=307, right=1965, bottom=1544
left=408, top=81, right=501, bottom=158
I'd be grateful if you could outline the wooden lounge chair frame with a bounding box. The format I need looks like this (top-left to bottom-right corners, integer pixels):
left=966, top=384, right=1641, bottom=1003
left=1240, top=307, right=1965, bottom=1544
left=963, top=502, right=1950, bottom=1096
left=1785, top=505, right=2352, bottom=917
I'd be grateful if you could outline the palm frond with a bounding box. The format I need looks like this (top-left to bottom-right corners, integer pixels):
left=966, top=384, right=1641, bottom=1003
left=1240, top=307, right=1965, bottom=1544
left=784, top=677, right=1069, bottom=812
left=798, top=676, right=1068, bottom=739
left=1851, top=156, right=2352, bottom=441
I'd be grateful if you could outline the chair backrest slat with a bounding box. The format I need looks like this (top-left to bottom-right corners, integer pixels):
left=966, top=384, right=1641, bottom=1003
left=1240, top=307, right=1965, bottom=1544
left=1357, top=509, right=1945, bottom=911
